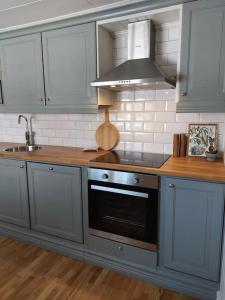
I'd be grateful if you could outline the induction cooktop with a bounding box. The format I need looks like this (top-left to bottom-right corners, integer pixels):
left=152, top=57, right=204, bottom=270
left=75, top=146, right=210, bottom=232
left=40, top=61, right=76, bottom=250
left=91, top=150, right=170, bottom=168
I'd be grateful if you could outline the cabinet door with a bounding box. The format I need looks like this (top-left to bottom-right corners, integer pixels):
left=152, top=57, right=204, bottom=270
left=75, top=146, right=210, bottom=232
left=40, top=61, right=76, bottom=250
left=177, top=0, right=225, bottom=112
left=160, top=177, right=224, bottom=282
left=0, top=159, right=29, bottom=228
left=0, top=33, right=45, bottom=111
left=42, top=23, right=97, bottom=113
left=27, top=163, right=83, bottom=243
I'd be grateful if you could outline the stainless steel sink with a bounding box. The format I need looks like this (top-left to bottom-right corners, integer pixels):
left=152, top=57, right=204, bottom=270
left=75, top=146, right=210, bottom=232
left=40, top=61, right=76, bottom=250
left=4, top=145, right=42, bottom=152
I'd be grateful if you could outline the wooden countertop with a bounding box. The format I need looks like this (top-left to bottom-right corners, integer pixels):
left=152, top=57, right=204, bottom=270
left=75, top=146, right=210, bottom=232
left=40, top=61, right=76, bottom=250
left=0, top=142, right=225, bottom=183
left=0, top=142, right=107, bottom=165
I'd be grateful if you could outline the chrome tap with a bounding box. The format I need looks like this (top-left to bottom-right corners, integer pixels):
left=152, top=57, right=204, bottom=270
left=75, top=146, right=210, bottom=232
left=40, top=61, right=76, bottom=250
left=18, top=115, right=33, bottom=146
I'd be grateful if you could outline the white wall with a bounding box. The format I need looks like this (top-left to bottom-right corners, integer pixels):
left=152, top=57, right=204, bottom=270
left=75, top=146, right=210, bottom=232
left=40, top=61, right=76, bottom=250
left=0, top=23, right=224, bottom=155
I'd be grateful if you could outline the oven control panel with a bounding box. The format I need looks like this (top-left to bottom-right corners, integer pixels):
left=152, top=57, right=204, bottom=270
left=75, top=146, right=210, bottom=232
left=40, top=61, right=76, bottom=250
left=88, top=168, right=158, bottom=189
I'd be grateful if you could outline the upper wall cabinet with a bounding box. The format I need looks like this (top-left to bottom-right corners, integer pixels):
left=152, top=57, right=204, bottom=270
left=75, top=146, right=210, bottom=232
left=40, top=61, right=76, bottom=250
left=177, top=0, right=225, bottom=112
left=42, top=23, right=97, bottom=113
left=0, top=22, right=97, bottom=113
left=0, top=33, right=45, bottom=111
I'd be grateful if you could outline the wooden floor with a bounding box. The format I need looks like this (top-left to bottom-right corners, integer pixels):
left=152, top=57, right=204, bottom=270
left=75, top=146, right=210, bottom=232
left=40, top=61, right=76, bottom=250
left=0, top=236, right=198, bottom=300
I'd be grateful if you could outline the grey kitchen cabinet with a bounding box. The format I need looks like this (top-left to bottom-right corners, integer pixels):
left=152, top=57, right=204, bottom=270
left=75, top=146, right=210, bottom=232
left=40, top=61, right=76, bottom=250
left=177, top=0, right=225, bottom=112
left=41, top=22, right=97, bottom=113
left=0, top=23, right=97, bottom=113
left=0, top=158, right=30, bottom=228
left=0, top=33, right=45, bottom=111
left=160, top=177, right=224, bottom=282
left=27, top=162, right=83, bottom=243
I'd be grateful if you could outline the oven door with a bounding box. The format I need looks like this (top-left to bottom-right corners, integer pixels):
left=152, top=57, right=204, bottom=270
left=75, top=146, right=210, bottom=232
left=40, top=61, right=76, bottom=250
left=88, top=181, right=158, bottom=251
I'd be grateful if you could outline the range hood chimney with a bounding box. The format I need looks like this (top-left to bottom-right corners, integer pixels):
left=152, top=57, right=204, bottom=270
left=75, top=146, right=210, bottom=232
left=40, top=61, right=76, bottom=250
left=91, top=20, right=176, bottom=91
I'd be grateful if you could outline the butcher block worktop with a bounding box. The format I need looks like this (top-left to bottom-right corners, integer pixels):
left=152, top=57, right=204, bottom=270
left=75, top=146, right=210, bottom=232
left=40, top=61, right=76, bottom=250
left=0, top=142, right=225, bottom=183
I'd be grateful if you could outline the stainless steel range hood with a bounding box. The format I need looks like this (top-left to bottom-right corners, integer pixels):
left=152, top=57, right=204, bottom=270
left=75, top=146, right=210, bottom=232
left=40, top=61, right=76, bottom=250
left=91, top=20, right=176, bottom=90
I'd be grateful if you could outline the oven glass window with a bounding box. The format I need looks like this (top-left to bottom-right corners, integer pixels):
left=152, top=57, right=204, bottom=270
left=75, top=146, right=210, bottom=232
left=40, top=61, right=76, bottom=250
left=88, top=181, right=158, bottom=245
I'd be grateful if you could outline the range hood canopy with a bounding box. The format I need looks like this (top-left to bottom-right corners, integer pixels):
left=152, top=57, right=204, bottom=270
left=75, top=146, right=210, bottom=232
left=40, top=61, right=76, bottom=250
left=91, top=20, right=176, bottom=90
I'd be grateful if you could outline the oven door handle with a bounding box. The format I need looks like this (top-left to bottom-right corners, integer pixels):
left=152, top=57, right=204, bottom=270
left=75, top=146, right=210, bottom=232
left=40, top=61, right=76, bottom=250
left=90, top=185, right=149, bottom=198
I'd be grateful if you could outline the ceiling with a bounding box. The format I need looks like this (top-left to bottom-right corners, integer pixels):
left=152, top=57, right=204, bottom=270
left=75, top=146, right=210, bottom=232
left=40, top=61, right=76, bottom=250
left=0, top=0, right=146, bottom=31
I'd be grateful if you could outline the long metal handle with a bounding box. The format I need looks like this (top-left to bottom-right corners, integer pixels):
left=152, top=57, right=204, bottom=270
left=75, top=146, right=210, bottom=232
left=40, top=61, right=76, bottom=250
left=90, top=185, right=148, bottom=198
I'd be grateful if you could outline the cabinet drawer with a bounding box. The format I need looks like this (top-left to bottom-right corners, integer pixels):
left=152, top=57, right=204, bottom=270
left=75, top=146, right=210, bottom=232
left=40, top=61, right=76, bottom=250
left=88, top=235, right=157, bottom=270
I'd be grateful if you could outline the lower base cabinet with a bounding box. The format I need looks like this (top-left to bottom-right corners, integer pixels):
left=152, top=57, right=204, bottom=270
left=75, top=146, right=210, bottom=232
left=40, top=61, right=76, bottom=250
left=0, top=158, right=29, bottom=228
left=160, top=177, right=224, bottom=282
left=0, top=157, right=223, bottom=299
left=27, top=162, right=83, bottom=243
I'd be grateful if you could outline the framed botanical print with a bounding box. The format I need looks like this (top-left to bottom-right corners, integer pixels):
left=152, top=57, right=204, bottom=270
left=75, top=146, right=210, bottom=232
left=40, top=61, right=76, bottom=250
left=187, top=124, right=217, bottom=157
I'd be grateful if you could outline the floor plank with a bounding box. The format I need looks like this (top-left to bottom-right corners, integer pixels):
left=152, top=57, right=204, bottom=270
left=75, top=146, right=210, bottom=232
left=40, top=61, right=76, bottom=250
left=0, top=236, right=198, bottom=300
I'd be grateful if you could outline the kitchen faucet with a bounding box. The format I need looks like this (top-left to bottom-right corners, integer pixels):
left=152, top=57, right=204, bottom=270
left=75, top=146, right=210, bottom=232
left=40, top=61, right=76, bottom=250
left=18, top=115, right=33, bottom=146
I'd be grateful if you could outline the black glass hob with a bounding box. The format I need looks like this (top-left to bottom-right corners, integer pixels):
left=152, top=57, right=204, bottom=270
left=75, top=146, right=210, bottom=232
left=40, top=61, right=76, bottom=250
left=91, top=150, right=170, bottom=168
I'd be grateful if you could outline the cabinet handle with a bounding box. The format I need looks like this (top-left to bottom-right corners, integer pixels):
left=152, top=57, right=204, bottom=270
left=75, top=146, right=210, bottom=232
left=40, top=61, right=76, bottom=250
left=19, top=165, right=25, bottom=169
left=118, top=246, right=123, bottom=251
left=181, top=92, right=187, bottom=97
left=47, top=98, right=51, bottom=102
left=39, top=98, right=44, bottom=102
left=49, top=167, right=54, bottom=171
left=223, top=73, right=225, bottom=94
left=169, top=183, right=175, bottom=188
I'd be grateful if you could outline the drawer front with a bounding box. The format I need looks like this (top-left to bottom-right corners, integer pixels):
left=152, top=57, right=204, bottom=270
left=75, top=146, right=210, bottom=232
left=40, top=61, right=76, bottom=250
left=88, top=235, right=157, bottom=270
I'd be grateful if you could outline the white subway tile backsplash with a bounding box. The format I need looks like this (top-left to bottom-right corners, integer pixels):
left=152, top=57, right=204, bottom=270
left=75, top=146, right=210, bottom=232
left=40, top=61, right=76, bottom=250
left=145, top=101, right=166, bottom=112
left=164, top=123, right=187, bottom=133
left=144, top=122, right=164, bottom=133
left=176, top=113, right=200, bottom=123
left=113, top=47, right=127, bottom=60
left=164, top=144, right=173, bottom=154
left=143, top=143, right=164, bottom=153
left=165, top=101, right=176, bottom=111
left=154, top=133, right=173, bottom=144
left=125, top=122, right=143, bottom=131
left=134, top=111, right=155, bottom=121
left=134, top=132, right=154, bottom=143
left=48, top=137, right=63, bottom=146
left=117, top=112, right=133, bottom=121
left=124, top=142, right=143, bottom=152
left=1, top=23, right=224, bottom=155
left=156, top=29, right=169, bottom=42
left=168, top=27, right=180, bottom=41
left=62, top=121, right=76, bottom=130
left=126, top=102, right=144, bottom=111
left=199, top=113, right=225, bottom=123
left=155, top=112, right=176, bottom=122
left=112, top=122, right=125, bottom=131
left=62, top=138, right=76, bottom=147
left=156, top=40, right=178, bottom=54
left=167, top=52, right=178, bottom=65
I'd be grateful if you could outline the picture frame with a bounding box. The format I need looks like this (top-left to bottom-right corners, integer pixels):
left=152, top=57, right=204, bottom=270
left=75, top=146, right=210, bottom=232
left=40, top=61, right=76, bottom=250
left=187, top=124, right=218, bottom=157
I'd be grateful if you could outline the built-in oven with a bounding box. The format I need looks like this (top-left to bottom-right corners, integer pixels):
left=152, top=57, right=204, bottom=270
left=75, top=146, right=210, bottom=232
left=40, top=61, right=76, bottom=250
left=88, top=168, right=159, bottom=251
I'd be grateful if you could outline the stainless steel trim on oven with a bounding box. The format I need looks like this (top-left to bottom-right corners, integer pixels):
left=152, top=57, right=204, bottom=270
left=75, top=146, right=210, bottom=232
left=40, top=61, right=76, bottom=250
left=90, top=184, right=149, bottom=198
left=88, top=168, right=159, bottom=189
